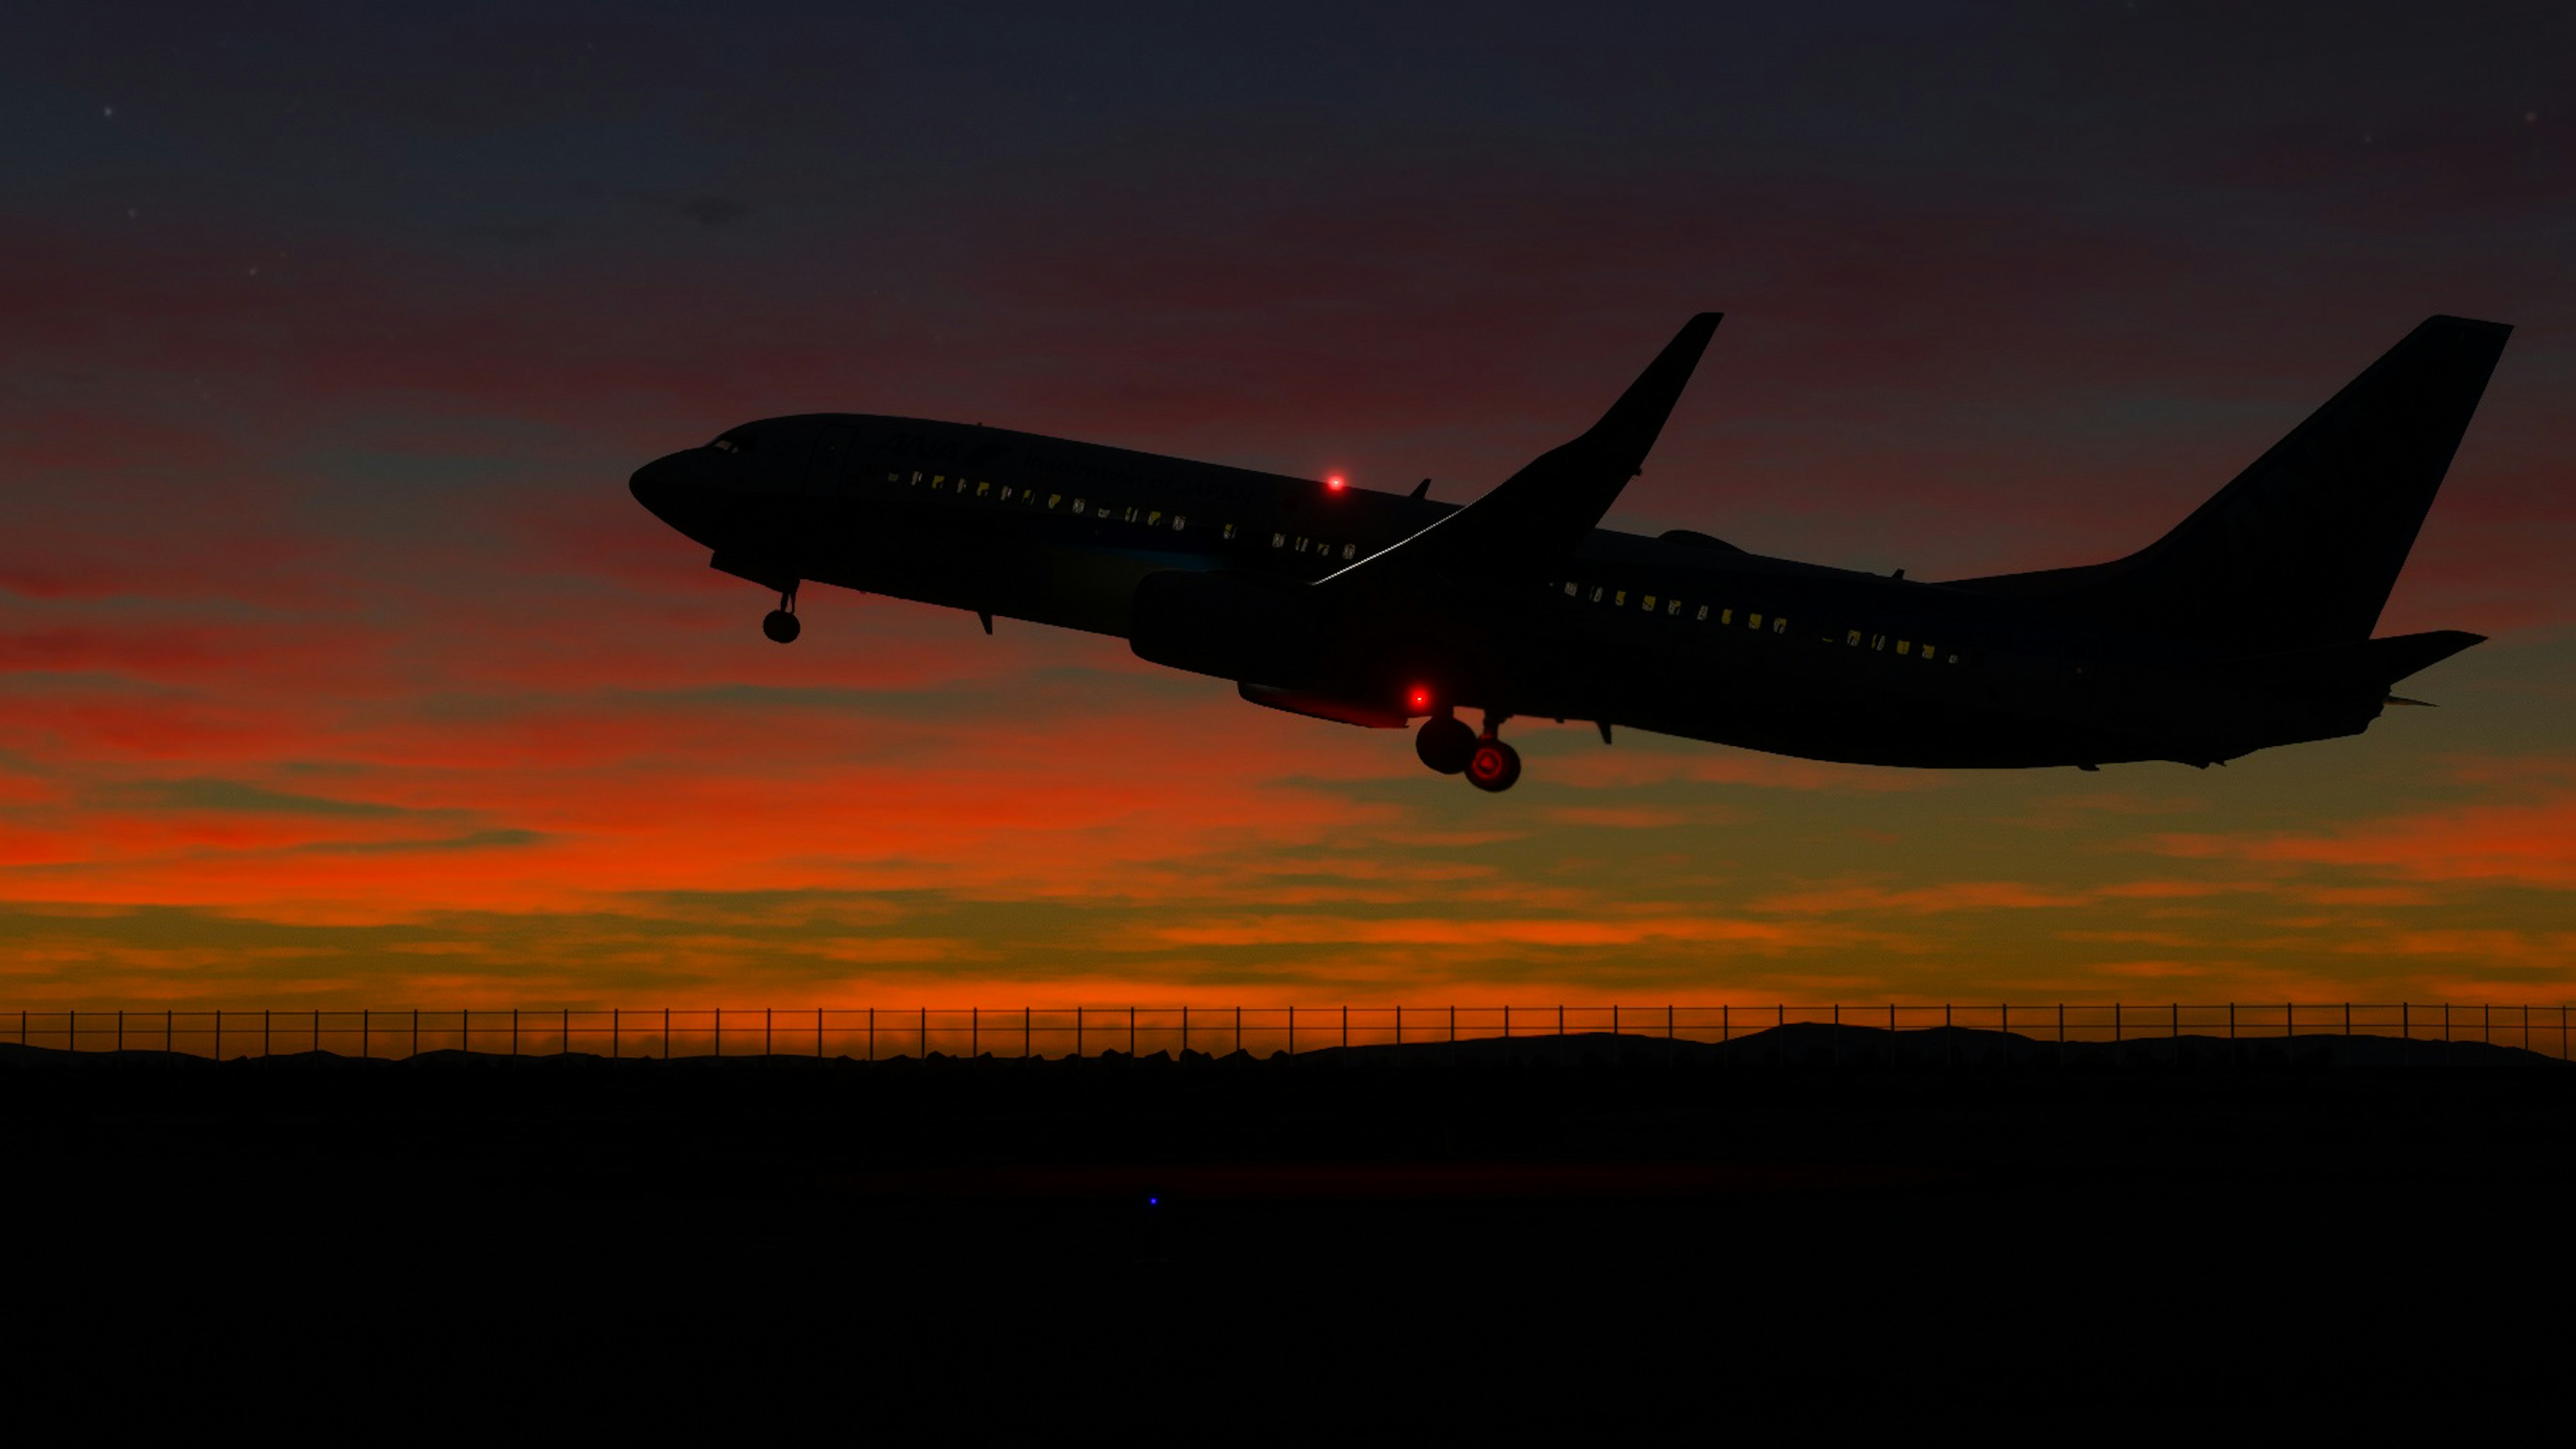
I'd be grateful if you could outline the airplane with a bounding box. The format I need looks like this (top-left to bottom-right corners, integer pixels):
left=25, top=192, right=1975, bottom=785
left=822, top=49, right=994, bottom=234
left=628, top=313, right=2509, bottom=792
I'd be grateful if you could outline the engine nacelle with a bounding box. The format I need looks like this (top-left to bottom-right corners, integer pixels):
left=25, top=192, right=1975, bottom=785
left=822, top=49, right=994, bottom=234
left=1129, top=570, right=1324, bottom=684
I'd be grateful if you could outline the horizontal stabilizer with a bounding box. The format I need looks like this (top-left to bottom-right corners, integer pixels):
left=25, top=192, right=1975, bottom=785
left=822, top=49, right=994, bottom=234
left=2222, top=629, right=2484, bottom=694
left=1328, top=313, right=1721, bottom=592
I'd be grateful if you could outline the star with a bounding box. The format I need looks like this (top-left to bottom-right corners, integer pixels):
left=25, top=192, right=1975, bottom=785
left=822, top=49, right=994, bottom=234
left=102, top=104, right=115, bottom=118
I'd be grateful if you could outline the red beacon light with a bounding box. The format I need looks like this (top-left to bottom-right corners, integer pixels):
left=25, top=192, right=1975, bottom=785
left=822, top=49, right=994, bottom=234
left=1408, top=686, right=1432, bottom=711
left=1326, top=474, right=1346, bottom=492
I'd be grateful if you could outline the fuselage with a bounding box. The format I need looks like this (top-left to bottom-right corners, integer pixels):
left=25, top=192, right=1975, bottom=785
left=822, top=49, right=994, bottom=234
left=629, top=412, right=2390, bottom=771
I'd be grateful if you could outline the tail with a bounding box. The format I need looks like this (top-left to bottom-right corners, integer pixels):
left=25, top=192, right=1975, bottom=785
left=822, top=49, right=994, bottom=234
left=1956, top=315, right=2510, bottom=653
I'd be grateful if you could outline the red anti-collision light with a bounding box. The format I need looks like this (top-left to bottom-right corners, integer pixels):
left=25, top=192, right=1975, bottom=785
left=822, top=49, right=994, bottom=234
left=1408, top=687, right=1431, bottom=710
left=1326, top=475, right=1346, bottom=492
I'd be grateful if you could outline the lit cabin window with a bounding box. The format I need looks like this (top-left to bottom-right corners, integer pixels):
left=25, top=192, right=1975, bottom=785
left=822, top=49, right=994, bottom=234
left=1341, top=543, right=1355, bottom=559
left=1748, top=613, right=1762, bottom=629
left=1591, top=587, right=1604, bottom=602
left=930, top=475, right=946, bottom=490
left=1919, top=645, right=1935, bottom=662
left=998, top=486, right=1014, bottom=502
left=1667, top=600, right=1681, bottom=616
left=1696, top=605, right=1709, bottom=621
left=1146, top=510, right=1161, bottom=526
left=1564, top=582, right=1577, bottom=597
left=1295, top=537, right=1309, bottom=552
left=1871, top=634, right=1886, bottom=651
left=1222, top=523, right=1235, bottom=539
left=1946, top=653, right=1959, bottom=663
left=1896, top=641, right=1911, bottom=655
left=1123, top=506, right=1138, bottom=522
left=1072, top=499, right=1087, bottom=513
left=1772, top=618, right=1788, bottom=634
left=1847, top=630, right=1862, bottom=646
left=887, top=471, right=902, bottom=484
left=1613, top=590, right=1627, bottom=606
left=1272, top=533, right=1286, bottom=548
left=1642, top=595, right=1656, bottom=610
left=975, top=481, right=991, bottom=498
left=1719, top=609, right=1733, bottom=625
left=1173, top=516, right=1187, bottom=531
left=1046, top=493, right=1062, bottom=508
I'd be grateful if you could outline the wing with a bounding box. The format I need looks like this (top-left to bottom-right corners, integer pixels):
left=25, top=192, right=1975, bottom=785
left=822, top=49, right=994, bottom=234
left=1322, top=312, right=1722, bottom=594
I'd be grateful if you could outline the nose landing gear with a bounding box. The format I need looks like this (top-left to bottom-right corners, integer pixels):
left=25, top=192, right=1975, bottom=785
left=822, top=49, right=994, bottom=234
left=1416, top=710, right=1522, bottom=792
left=761, top=586, right=800, bottom=644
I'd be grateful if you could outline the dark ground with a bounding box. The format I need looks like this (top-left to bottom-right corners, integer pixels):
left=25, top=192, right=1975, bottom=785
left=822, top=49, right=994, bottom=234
left=3, top=1026, right=2569, bottom=1420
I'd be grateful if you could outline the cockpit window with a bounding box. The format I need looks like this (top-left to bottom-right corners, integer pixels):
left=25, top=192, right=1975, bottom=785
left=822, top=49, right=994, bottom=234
left=708, top=431, right=749, bottom=454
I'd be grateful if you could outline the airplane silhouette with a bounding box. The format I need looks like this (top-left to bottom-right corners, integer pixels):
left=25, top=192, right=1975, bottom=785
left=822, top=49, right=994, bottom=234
left=630, top=313, right=2508, bottom=791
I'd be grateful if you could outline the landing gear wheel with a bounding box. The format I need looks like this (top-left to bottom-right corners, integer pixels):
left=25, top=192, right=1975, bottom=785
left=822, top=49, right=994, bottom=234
left=1464, top=738, right=1521, bottom=793
left=762, top=608, right=801, bottom=644
left=1415, top=715, right=1477, bottom=775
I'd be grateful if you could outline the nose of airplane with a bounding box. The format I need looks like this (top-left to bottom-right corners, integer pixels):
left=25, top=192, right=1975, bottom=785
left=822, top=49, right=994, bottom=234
left=629, top=453, right=686, bottom=521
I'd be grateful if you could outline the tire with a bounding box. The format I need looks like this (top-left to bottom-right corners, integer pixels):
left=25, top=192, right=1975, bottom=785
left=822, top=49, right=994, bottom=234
left=1415, top=715, right=1477, bottom=774
left=1464, top=739, right=1521, bottom=793
left=762, top=609, right=802, bottom=643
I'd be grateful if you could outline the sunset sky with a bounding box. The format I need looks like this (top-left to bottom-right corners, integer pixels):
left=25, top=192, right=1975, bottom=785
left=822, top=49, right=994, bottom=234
left=4, top=3, right=2571, bottom=1010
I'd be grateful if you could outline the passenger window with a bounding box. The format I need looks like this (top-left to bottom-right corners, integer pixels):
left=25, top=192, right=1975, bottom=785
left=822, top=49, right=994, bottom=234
left=1591, top=587, right=1604, bottom=602
left=1748, top=614, right=1762, bottom=629
left=886, top=471, right=901, bottom=484
left=1295, top=537, right=1309, bottom=552
left=1642, top=595, right=1657, bottom=610
left=1124, top=506, right=1138, bottom=522
left=1871, top=634, right=1886, bottom=651
left=998, top=486, right=1014, bottom=502
left=930, top=475, right=946, bottom=490
left=1847, top=630, right=1862, bottom=646
left=1222, top=523, right=1236, bottom=539
left=1173, top=516, right=1187, bottom=531
left=975, top=481, right=991, bottom=498
left=1146, top=511, right=1161, bottom=526
left=1919, top=644, right=1935, bottom=662
left=1341, top=543, right=1356, bottom=559
left=1272, top=533, right=1286, bottom=548
left=1564, top=582, right=1578, bottom=597
left=1946, top=653, right=1959, bottom=664
left=1696, top=605, right=1708, bottom=621
left=1047, top=494, right=1062, bottom=508
left=1072, top=499, right=1086, bottom=513
left=1666, top=600, right=1681, bottom=616
left=1719, top=609, right=1733, bottom=625
left=1772, top=618, right=1787, bottom=634
left=1896, top=641, right=1911, bottom=655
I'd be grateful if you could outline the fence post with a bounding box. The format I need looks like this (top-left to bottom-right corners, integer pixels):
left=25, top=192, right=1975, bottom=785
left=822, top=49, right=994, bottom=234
left=1390, top=1005, right=1396, bottom=1049
left=969, top=1007, right=975, bottom=1059
left=213, top=1010, right=221, bottom=1061
left=1343, top=1004, right=1350, bottom=1049
left=313, top=1007, right=320, bottom=1056
left=1286, top=1006, right=1293, bottom=1057
left=71, top=1008, right=76, bottom=1055
left=714, top=1007, right=721, bottom=1058
left=565, top=1006, right=571, bottom=1057
left=1024, top=1006, right=1030, bottom=1061
left=1130, top=1005, right=1138, bottom=1056
left=869, top=1006, right=875, bottom=1062
left=166, top=1008, right=173, bottom=1053
left=612, top=1008, right=619, bottom=1060
left=116, top=1009, right=123, bottom=1053
left=511, top=1007, right=519, bottom=1058
left=1501, top=1005, right=1509, bottom=1040
left=921, top=1006, right=928, bottom=1060
left=1073, top=1006, right=1081, bottom=1059
left=2483, top=1002, right=2491, bottom=1046
left=1184, top=1006, right=1191, bottom=1055
left=823, top=1006, right=829, bottom=1061
left=1832, top=1003, right=1840, bottom=1069
left=2402, top=1002, right=2409, bottom=1067
left=360, top=1009, right=368, bottom=1061
left=414, top=1008, right=421, bottom=1061
left=662, top=1006, right=669, bottom=1059
left=264, top=1008, right=270, bottom=1058
left=2057, top=1004, right=2064, bottom=1068
left=2171, top=1003, right=2178, bottom=1067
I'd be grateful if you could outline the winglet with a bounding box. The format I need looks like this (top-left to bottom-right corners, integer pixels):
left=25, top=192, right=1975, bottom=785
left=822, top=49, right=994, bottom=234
left=1327, top=313, right=1721, bottom=590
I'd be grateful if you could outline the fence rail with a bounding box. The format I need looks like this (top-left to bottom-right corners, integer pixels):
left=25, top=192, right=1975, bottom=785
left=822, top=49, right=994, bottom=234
left=2, top=1003, right=2571, bottom=1062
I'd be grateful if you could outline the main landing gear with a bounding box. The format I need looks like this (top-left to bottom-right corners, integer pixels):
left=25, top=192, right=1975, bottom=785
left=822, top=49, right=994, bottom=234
left=1415, top=711, right=1521, bottom=793
left=761, top=586, right=800, bottom=644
